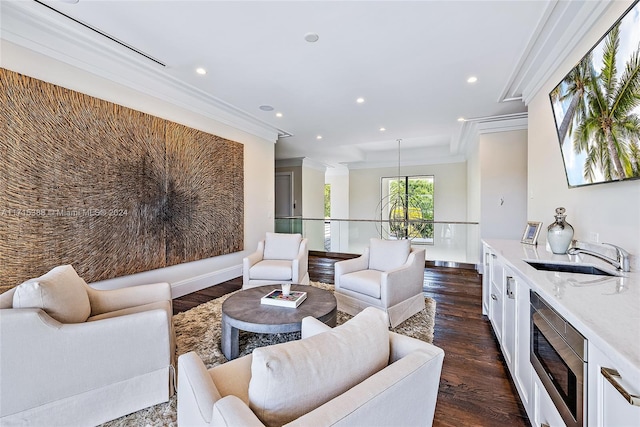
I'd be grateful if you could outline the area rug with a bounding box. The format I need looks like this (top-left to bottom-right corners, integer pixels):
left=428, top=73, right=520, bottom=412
left=101, top=282, right=435, bottom=427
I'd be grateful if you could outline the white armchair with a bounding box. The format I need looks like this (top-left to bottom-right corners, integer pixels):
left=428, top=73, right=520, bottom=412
left=177, top=307, right=444, bottom=427
left=242, top=232, right=309, bottom=289
left=335, top=238, right=426, bottom=328
left=0, top=265, right=175, bottom=426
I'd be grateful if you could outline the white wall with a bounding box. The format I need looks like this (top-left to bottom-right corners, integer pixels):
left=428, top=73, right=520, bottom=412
left=527, top=1, right=640, bottom=269
left=466, top=139, right=481, bottom=224
left=479, top=130, right=528, bottom=240
left=2, top=40, right=276, bottom=296
left=349, top=163, right=467, bottom=221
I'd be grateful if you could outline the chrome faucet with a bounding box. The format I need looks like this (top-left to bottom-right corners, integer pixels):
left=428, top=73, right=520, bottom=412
left=567, top=242, right=630, bottom=272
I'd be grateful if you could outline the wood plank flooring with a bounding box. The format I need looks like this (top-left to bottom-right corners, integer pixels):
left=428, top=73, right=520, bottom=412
left=173, top=255, right=530, bottom=426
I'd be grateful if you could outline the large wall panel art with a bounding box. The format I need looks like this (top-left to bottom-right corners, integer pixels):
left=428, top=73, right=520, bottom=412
left=0, top=68, right=244, bottom=285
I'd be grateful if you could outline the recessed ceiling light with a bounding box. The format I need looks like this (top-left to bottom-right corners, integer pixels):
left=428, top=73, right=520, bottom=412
left=457, top=117, right=466, bottom=122
left=467, top=76, right=478, bottom=83
left=356, top=97, right=365, bottom=104
left=259, top=105, right=274, bottom=111
left=304, top=33, right=320, bottom=43
left=316, top=135, right=323, bottom=140
left=195, top=67, right=207, bottom=75
left=379, top=127, right=386, bottom=132
left=276, top=112, right=283, bottom=118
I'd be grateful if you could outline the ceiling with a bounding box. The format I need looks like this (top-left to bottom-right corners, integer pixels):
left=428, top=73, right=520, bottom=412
left=1, top=0, right=613, bottom=169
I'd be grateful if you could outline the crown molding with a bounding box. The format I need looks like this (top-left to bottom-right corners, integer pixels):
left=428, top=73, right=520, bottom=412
left=302, top=157, right=329, bottom=172
left=500, top=0, right=613, bottom=106
left=455, top=113, right=528, bottom=160
left=0, top=0, right=284, bottom=142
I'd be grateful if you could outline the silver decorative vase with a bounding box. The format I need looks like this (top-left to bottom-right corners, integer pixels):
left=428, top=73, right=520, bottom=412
left=547, top=207, right=574, bottom=254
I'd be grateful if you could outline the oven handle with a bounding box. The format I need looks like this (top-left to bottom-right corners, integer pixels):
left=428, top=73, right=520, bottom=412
left=601, top=367, right=640, bottom=406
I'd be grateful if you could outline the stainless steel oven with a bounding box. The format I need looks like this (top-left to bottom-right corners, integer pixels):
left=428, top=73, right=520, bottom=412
left=530, top=291, right=587, bottom=427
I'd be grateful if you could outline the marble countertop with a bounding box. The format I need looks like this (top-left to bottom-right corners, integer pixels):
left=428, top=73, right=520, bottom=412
left=483, top=239, right=640, bottom=383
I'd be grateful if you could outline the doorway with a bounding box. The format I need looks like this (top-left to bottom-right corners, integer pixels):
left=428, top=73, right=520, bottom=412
left=275, top=172, right=294, bottom=233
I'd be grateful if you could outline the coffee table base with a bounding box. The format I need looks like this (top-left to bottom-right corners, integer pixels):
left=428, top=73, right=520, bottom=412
left=221, top=309, right=337, bottom=360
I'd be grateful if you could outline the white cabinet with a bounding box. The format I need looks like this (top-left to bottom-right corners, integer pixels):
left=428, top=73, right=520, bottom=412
left=483, top=239, right=640, bottom=427
left=504, top=269, right=532, bottom=409
left=488, top=254, right=505, bottom=342
left=483, top=250, right=533, bottom=421
left=503, top=273, right=516, bottom=367
left=533, top=375, right=566, bottom=427
left=588, top=342, right=640, bottom=427
left=482, top=245, right=493, bottom=315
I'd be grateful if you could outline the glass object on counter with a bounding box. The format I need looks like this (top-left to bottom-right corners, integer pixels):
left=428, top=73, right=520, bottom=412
left=547, top=207, right=574, bottom=254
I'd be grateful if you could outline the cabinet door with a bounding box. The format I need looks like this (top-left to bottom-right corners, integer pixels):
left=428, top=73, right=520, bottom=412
left=489, top=257, right=504, bottom=342
left=534, top=375, right=566, bottom=427
left=601, top=370, right=640, bottom=427
left=503, top=270, right=532, bottom=413
left=512, top=272, right=532, bottom=411
left=482, top=248, right=493, bottom=316
left=588, top=343, right=640, bottom=427
left=503, top=274, right=516, bottom=368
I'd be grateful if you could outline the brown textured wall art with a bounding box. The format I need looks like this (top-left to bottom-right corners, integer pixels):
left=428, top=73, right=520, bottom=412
left=0, top=68, right=244, bottom=285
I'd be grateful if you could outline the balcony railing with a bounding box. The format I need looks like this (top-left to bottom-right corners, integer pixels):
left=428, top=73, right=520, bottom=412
left=275, top=217, right=481, bottom=267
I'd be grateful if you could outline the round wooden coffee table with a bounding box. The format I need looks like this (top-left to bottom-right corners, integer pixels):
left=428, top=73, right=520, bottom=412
left=221, top=284, right=337, bottom=360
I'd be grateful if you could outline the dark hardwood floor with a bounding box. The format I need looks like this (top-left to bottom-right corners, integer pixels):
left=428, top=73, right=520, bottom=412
left=173, top=255, right=529, bottom=427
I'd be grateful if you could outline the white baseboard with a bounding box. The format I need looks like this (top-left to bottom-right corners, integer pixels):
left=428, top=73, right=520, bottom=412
left=171, top=264, right=242, bottom=298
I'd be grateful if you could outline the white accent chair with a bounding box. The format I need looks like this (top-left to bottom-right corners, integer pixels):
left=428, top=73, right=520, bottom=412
left=242, top=232, right=309, bottom=289
left=177, top=307, right=444, bottom=427
left=0, top=265, right=175, bottom=427
left=335, top=238, right=426, bottom=328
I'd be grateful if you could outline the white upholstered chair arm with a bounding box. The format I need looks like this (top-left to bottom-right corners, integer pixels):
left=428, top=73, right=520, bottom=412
left=0, top=308, right=171, bottom=418
left=0, top=287, right=16, bottom=309
left=177, top=351, right=222, bottom=426
left=334, top=249, right=370, bottom=287
left=245, top=241, right=265, bottom=267
left=291, top=238, right=309, bottom=283
left=301, top=315, right=332, bottom=339
left=212, top=396, right=265, bottom=427
left=85, top=282, right=171, bottom=316
left=242, top=242, right=265, bottom=285
left=388, top=331, right=443, bottom=363
left=178, top=352, right=264, bottom=427
left=381, top=248, right=425, bottom=307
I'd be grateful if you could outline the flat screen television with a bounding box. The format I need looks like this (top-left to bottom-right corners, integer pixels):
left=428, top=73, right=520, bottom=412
left=549, top=0, right=640, bottom=188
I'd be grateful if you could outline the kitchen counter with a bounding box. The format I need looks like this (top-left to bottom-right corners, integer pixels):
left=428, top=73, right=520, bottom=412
left=483, top=239, right=640, bottom=384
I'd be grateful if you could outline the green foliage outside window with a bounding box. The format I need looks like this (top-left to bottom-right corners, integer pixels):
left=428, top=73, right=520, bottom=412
left=324, top=184, right=331, bottom=218
left=387, top=176, right=434, bottom=240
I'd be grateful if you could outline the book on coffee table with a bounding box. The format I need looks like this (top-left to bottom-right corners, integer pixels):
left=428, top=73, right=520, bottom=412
left=260, top=289, right=307, bottom=308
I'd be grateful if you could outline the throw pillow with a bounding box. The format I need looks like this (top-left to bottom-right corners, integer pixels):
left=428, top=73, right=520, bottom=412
left=368, top=237, right=411, bottom=271
left=248, top=307, right=389, bottom=427
left=263, top=232, right=302, bottom=260
left=13, top=265, right=91, bottom=323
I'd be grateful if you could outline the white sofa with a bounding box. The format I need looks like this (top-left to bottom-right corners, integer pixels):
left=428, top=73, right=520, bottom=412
left=177, top=307, right=444, bottom=427
left=0, top=265, right=175, bottom=426
left=335, top=238, right=426, bottom=327
left=242, top=232, right=309, bottom=289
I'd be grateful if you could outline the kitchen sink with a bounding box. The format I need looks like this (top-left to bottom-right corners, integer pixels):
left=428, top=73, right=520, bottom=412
left=524, top=260, right=616, bottom=276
